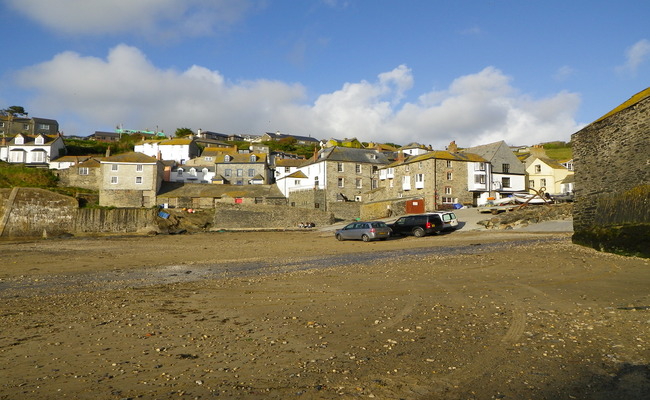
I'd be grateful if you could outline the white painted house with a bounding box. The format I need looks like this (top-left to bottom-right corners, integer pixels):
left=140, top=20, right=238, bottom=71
left=134, top=138, right=200, bottom=164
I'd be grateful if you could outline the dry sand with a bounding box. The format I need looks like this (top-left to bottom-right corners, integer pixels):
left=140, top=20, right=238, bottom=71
left=0, top=228, right=649, bottom=399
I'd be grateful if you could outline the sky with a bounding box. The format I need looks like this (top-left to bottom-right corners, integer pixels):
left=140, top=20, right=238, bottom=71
left=0, top=0, right=648, bottom=149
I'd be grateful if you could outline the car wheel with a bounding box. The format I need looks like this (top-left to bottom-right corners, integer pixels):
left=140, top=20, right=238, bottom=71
left=336, top=234, right=344, bottom=241
left=413, top=227, right=425, bottom=237
left=361, top=234, right=370, bottom=242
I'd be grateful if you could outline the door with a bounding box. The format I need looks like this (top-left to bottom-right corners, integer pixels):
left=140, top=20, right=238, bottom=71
left=406, top=199, right=425, bottom=214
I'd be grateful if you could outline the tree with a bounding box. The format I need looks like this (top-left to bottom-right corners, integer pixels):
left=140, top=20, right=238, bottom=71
left=175, top=127, right=194, bottom=138
left=1, top=106, right=27, bottom=115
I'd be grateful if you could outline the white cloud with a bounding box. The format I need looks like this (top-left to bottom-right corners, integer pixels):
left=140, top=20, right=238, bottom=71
left=617, top=39, right=650, bottom=75
left=4, top=0, right=254, bottom=38
left=553, top=65, right=575, bottom=81
left=16, top=46, right=582, bottom=147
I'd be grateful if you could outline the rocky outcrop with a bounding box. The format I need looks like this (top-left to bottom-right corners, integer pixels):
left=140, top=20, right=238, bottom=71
left=477, top=203, right=572, bottom=230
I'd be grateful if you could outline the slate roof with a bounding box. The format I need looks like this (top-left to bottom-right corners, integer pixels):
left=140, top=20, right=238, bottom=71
left=101, top=152, right=159, bottom=163
left=215, top=152, right=268, bottom=163
left=157, top=182, right=285, bottom=198
left=462, top=141, right=505, bottom=161
left=9, top=134, right=60, bottom=145
left=314, top=146, right=390, bottom=165
left=275, top=158, right=306, bottom=168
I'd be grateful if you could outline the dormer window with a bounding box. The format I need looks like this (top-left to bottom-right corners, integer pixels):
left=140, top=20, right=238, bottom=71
left=14, top=135, right=24, bottom=145
left=224, top=155, right=231, bottom=162
left=250, top=155, right=257, bottom=162
left=35, top=135, right=45, bottom=145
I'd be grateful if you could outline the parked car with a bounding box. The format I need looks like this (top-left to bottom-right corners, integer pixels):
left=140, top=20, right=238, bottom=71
left=335, top=221, right=392, bottom=242
left=388, top=214, right=442, bottom=237
left=427, top=211, right=459, bottom=231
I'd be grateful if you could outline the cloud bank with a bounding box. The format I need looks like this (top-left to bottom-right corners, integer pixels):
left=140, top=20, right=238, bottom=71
left=4, top=0, right=254, bottom=38
left=16, top=45, right=582, bottom=148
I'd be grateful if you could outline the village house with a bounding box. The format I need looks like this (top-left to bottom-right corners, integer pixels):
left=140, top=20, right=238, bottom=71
left=134, top=137, right=201, bottom=164
left=462, top=140, right=526, bottom=204
left=99, top=152, right=164, bottom=207
left=322, top=137, right=364, bottom=149
left=55, top=157, right=103, bottom=191
left=0, top=133, right=67, bottom=166
left=373, top=144, right=488, bottom=210
left=0, top=113, right=59, bottom=137
left=260, top=131, right=320, bottom=146
left=277, top=146, right=390, bottom=203
left=213, top=151, right=271, bottom=185
left=157, top=182, right=286, bottom=209
left=524, top=152, right=574, bottom=195
left=89, top=131, right=121, bottom=142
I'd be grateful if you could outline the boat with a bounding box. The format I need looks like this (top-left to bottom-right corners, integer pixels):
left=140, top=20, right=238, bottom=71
left=512, top=192, right=551, bottom=205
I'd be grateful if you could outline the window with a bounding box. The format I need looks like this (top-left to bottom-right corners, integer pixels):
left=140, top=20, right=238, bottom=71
left=314, top=176, right=319, bottom=187
left=535, top=164, right=541, bottom=173
left=135, top=177, right=143, bottom=184
left=389, top=179, right=394, bottom=188
left=502, top=163, right=510, bottom=173
left=355, top=164, right=361, bottom=173
left=0, top=122, right=4, bottom=127
left=78, top=167, right=89, bottom=175
left=15, top=136, right=24, bottom=144
left=248, top=169, right=255, bottom=177
left=338, top=177, right=344, bottom=188
left=136, top=164, right=143, bottom=172
left=529, top=180, right=535, bottom=188
left=356, top=178, right=362, bottom=188
left=35, top=136, right=44, bottom=145
left=224, top=155, right=231, bottom=162
left=415, top=173, right=424, bottom=183
left=38, top=123, right=49, bottom=130
left=294, top=180, right=301, bottom=185
left=111, top=164, right=118, bottom=171
left=32, top=151, right=45, bottom=162
left=419, top=162, right=423, bottom=169
left=447, top=160, right=452, bottom=168
left=502, top=177, right=511, bottom=188
left=444, top=187, right=452, bottom=195
left=189, top=168, right=197, bottom=176
left=474, top=175, right=486, bottom=184
left=177, top=169, right=183, bottom=176
left=337, top=162, right=344, bottom=172
left=237, top=169, right=243, bottom=177
left=225, top=168, right=232, bottom=177
left=372, top=165, right=378, bottom=174
left=405, top=164, right=410, bottom=172
left=23, top=123, right=29, bottom=130
left=442, top=197, right=453, bottom=204
left=284, top=167, right=290, bottom=173
left=110, top=176, right=118, bottom=184
left=447, top=172, right=453, bottom=180
left=475, top=162, right=485, bottom=171
left=204, top=156, right=213, bottom=161
left=372, top=179, right=378, bottom=189
left=540, top=178, right=547, bottom=187
left=202, top=168, right=208, bottom=174
left=250, top=155, right=257, bottom=162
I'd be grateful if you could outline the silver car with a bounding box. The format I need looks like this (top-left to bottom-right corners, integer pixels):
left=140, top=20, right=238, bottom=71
left=335, top=221, right=392, bottom=242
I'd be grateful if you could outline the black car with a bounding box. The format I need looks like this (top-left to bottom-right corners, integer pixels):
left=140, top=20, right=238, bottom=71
left=388, top=214, right=443, bottom=237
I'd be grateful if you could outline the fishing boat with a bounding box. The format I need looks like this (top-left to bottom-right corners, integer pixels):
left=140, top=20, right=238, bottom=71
left=512, top=192, right=551, bottom=205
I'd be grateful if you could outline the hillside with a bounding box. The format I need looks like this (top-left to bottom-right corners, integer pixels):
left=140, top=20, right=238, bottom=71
left=0, top=162, right=58, bottom=188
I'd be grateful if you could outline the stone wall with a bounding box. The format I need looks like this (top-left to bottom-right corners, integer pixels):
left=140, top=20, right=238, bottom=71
left=212, top=203, right=335, bottom=229
left=326, top=201, right=361, bottom=221
left=571, top=91, right=650, bottom=257
left=74, top=208, right=159, bottom=233
left=288, top=188, right=327, bottom=209
left=0, top=188, right=78, bottom=237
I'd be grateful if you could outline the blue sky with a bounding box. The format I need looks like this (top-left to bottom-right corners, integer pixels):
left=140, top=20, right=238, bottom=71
left=1, top=0, right=648, bottom=149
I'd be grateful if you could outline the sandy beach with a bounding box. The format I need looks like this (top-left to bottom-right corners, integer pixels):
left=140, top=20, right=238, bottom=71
left=1, top=222, right=648, bottom=399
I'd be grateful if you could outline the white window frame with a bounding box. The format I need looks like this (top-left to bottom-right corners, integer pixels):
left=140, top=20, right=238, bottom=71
left=78, top=167, right=89, bottom=175
left=110, top=176, right=118, bottom=184
left=135, top=176, right=143, bottom=184
left=111, top=164, right=118, bottom=171
left=136, top=164, right=143, bottom=172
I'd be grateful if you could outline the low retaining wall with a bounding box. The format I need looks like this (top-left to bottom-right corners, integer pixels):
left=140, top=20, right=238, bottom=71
left=213, top=203, right=335, bottom=229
